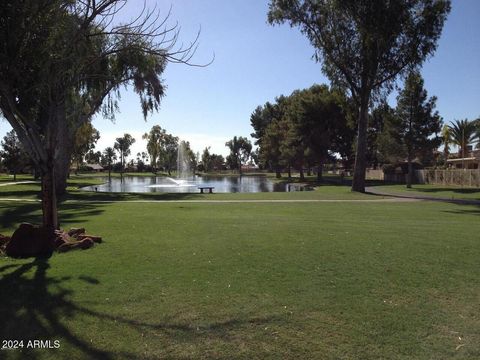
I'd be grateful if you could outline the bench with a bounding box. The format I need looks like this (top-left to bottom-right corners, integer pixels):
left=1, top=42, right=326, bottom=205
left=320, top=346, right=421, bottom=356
left=198, top=186, right=214, bottom=194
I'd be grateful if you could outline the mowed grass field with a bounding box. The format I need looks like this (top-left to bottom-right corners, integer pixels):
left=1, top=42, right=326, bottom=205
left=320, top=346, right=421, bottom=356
left=370, top=184, right=480, bottom=201
left=0, top=179, right=479, bottom=359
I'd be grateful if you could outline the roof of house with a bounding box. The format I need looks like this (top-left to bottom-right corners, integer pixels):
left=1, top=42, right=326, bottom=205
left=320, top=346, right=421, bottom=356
left=86, top=163, right=104, bottom=170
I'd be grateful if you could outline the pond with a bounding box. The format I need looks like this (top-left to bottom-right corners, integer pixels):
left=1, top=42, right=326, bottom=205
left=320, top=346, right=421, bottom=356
left=81, top=175, right=292, bottom=193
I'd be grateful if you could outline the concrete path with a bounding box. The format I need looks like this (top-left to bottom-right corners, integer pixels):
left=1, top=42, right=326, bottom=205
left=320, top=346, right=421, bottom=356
left=366, top=186, right=480, bottom=206
left=0, top=181, right=37, bottom=187
left=0, top=197, right=419, bottom=204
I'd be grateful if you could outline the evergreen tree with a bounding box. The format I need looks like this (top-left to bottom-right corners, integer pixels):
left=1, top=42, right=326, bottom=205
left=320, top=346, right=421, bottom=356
left=268, top=0, right=450, bottom=192
left=0, top=130, right=30, bottom=181
left=395, top=72, right=442, bottom=188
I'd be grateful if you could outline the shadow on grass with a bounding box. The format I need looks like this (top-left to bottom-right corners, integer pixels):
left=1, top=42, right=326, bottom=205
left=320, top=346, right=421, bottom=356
left=0, top=202, right=107, bottom=231
left=0, top=259, right=280, bottom=359
left=0, top=258, right=116, bottom=359
left=0, top=189, right=42, bottom=199
left=404, top=186, right=480, bottom=196
left=65, top=190, right=205, bottom=202
left=442, top=203, right=480, bottom=216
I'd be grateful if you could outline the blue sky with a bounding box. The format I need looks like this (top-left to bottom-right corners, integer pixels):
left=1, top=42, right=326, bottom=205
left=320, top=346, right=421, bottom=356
left=1, top=0, right=479, bottom=158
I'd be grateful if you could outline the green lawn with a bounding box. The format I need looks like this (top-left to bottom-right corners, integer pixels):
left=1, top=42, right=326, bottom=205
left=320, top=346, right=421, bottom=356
left=0, top=187, right=479, bottom=359
left=371, top=184, right=480, bottom=201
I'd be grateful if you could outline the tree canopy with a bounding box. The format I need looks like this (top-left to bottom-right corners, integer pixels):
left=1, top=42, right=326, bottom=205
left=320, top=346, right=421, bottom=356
left=268, top=0, right=451, bottom=192
left=0, top=130, right=31, bottom=181
left=225, top=136, right=252, bottom=174
left=394, top=71, right=442, bottom=187
left=448, top=119, right=479, bottom=160
left=114, top=133, right=136, bottom=175
left=252, top=84, right=353, bottom=179
left=0, top=0, right=201, bottom=235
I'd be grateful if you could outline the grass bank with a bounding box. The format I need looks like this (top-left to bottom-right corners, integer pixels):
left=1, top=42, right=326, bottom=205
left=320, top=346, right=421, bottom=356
left=371, top=184, right=480, bottom=201
left=0, top=193, right=479, bottom=359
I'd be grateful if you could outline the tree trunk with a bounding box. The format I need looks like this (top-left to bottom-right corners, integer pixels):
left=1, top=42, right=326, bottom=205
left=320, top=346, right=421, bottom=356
left=287, top=166, right=291, bottom=179
left=34, top=167, right=41, bottom=180
left=317, top=163, right=323, bottom=182
left=120, top=155, right=124, bottom=182
left=275, top=166, right=281, bottom=179
left=54, top=119, right=73, bottom=197
left=406, top=151, right=413, bottom=189
left=108, top=166, right=112, bottom=182
left=299, top=167, right=305, bottom=180
left=41, top=160, right=58, bottom=236
left=55, top=150, right=71, bottom=197
left=352, top=93, right=370, bottom=193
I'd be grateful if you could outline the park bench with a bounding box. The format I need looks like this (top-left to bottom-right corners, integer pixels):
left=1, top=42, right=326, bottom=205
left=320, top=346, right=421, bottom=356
left=198, top=186, right=214, bottom=194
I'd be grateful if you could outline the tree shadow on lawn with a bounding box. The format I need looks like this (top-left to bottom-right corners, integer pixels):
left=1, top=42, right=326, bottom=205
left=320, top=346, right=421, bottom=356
left=0, top=202, right=108, bottom=232
left=0, top=189, right=42, bottom=199
left=65, top=190, right=207, bottom=202
left=0, top=258, right=125, bottom=359
left=442, top=203, right=480, bottom=216
left=404, top=186, right=480, bottom=197
left=0, top=258, right=280, bottom=359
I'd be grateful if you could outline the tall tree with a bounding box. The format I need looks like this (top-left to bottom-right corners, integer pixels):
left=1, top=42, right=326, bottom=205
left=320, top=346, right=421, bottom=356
left=0, top=130, right=30, bottom=181
left=251, top=96, right=289, bottom=177
left=71, top=122, right=100, bottom=174
left=210, top=154, right=225, bottom=171
left=268, top=0, right=450, bottom=192
left=160, top=133, right=179, bottom=175
left=101, top=147, right=116, bottom=182
left=395, top=72, right=442, bottom=188
left=441, top=124, right=451, bottom=164
left=201, top=147, right=212, bottom=172
left=225, top=136, right=252, bottom=175
left=0, top=1, right=200, bottom=242
left=448, top=119, right=479, bottom=166
left=114, top=134, right=136, bottom=179
left=85, top=150, right=102, bottom=164
left=285, top=85, right=350, bottom=180
left=143, top=125, right=165, bottom=173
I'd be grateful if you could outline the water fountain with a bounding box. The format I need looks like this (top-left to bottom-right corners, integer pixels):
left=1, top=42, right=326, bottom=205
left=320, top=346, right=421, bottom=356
left=176, top=140, right=191, bottom=180
left=148, top=140, right=197, bottom=189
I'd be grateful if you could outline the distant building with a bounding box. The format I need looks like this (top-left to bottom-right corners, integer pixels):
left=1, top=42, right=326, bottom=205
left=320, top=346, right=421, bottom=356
left=85, top=163, right=104, bottom=172
left=446, top=149, right=480, bottom=169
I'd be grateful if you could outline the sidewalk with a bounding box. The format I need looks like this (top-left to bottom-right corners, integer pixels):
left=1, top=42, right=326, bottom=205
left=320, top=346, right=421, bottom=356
left=366, top=186, right=480, bottom=206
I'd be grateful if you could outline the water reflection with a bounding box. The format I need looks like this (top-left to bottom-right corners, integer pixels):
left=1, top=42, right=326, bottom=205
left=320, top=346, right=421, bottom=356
left=81, top=175, right=289, bottom=193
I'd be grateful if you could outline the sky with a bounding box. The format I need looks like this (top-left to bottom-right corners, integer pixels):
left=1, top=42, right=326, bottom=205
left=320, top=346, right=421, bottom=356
left=0, top=0, right=479, bottom=159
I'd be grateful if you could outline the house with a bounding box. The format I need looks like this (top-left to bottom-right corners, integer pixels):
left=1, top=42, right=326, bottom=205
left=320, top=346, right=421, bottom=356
left=446, top=149, right=480, bottom=169
left=85, top=163, right=104, bottom=172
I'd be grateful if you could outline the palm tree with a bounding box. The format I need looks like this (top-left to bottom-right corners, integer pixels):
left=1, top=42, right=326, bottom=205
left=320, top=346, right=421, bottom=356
left=102, top=147, right=116, bottom=182
left=475, top=118, right=480, bottom=149
left=441, top=124, right=451, bottom=165
left=448, top=119, right=478, bottom=166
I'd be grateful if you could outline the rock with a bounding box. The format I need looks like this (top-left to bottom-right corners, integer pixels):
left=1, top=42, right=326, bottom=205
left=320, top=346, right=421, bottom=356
left=57, top=242, right=80, bottom=253
left=56, top=238, right=94, bottom=252
left=77, top=234, right=102, bottom=243
left=0, top=234, right=11, bottom=254
left=5, top=223, right=54, bottom=258
left=54, top=230, right=71, bottom=248
left=79, top=238, right=94, bottom=249
left=4, top=224, right=100, bottom=256
left=0, top=234, right=10, bottom=247
left=68, top=228, right=86, bottom=237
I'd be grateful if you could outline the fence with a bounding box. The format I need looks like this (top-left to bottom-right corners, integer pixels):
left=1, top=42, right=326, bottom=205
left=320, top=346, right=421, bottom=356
left=366, top=168, right=480, bottom=187
left=415, top=169, right=480, bottom=187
